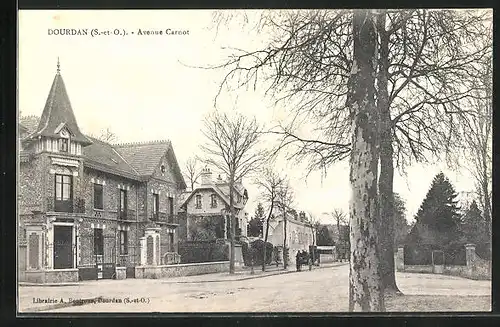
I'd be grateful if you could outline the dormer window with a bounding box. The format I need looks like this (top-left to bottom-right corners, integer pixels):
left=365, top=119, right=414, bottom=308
left=59, top=138, right=68, bottom=152
left=160, top=164, right=166, bottom=174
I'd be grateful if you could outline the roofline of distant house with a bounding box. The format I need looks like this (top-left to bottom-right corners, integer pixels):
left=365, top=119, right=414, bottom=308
left=180, top=185, right=245, bottom=210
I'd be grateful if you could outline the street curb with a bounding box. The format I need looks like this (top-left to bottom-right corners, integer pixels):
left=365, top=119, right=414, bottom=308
left=162, top=262, right=349, bottom=284
left=21, top=296, right=103, bottom=312
left=19, top=282, right=80, bottom=287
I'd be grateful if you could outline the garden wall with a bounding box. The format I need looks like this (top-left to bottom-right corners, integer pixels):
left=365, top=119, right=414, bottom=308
left=135, top=261, right=230, bottom=279
left=319, top=253, right=336, bottom=263
left=396, top=244, right=491, bottom=280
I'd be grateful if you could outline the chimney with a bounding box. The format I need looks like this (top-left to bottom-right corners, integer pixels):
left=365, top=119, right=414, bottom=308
left=200, top=168, right=213, bottom=186
left=299, top=212, right=306, bottom=222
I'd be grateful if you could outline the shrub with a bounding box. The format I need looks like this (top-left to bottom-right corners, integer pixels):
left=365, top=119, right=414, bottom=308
left=443, top=241, right=467, bottom=266
left=241, top=241, right=251, bottom=266
left=250, top=240, right=273, bottom=265
left=272, top=246, right=280, bottom=264
left=241, top=240, right=273, bottom=266
left=475, top=242, right=491, bottom=260
left=178, top=241, right=229, bottom=263
left=404, top=244, right=432, bottom=265
left=283, top=246, right=290, bottom=266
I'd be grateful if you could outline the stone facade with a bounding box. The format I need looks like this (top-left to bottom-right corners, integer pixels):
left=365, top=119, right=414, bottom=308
left=18, top=64, right=186, bottom=283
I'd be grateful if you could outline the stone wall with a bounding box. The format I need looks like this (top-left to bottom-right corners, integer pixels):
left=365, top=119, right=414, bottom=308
left=147, top=178, right=180, bottom=219
left=396, top=244, right=491, bottom=280
left=81, top=168, right=139, bottom=217
left=115, top=267, right=126, bottom=280
left=19, top=157, right=44, bottom=215
left=319, top=253, right=336, bottom=263
left=24, top=269, right=79, bottom=283
left=401, top=265, right=434, bottom=274
left=466, top=244, right=491, bottom=280
left=135, top=261, right=230, bottom=279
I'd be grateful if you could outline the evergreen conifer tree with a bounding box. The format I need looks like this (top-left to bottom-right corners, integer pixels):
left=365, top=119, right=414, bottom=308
left=247, top=202, right=265, bottom=237
left=462, top=200, right=486, bottom=244
left=412, top=172, right=462, bottom=245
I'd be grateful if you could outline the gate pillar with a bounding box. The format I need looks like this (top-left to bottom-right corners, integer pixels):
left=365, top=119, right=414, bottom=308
left=25, top=223, right=44, bottom=271
left=143, top=227, right=161, bottom=266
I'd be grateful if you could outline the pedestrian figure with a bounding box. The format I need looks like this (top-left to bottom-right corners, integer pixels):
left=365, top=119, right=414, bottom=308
left=295, top=251, right=301, bottom=272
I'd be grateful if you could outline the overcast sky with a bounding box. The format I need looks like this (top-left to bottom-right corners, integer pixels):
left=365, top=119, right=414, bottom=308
left=18, top=10, right=478, bottom=224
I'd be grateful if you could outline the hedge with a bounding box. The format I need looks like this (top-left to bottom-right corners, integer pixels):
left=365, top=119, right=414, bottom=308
left=241, top=240, right=274, bottom=266
left=178, top=240, right=229, bottom=263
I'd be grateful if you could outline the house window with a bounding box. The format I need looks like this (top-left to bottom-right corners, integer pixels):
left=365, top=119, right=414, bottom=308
left=59, top=138, right=68, bottom=152
left=93, top=228, right=104, bottom=256
left=195, top=194, right=202, bottom=209
left=55, top=174, right=72, bottom=201
left=210, top=194, right=217, bottom=208
left=160, top=164, right=166, bottom=174
left=94, top=183, right=104, bottom=210
left=54, top=174, right=73, bottom=212
left=119, top=230, right=128, bottom=255
left=119, top=189, right=127, bottom=218
left=152, top=193, right=159, bottom=219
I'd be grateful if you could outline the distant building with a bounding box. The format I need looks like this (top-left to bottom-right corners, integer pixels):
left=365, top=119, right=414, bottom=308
left=178, top=168, right=249, bottom=242
left=18, top=61, right=186, bottom=283
left=263, top=211, right=315, bottom=263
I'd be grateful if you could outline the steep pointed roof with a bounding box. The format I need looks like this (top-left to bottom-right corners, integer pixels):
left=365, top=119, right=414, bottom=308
left=27, top=60, right=92, bottom=145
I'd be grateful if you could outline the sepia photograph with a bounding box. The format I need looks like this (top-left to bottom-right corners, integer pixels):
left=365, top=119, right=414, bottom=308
left=17, top=9, right=492, bottom=313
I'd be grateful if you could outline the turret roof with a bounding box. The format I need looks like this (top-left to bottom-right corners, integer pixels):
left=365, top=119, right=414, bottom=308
left=26, top=60, right=92, bottom=145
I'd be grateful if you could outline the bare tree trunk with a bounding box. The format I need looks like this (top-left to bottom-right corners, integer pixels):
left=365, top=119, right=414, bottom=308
left=310, top=225, right=316, bottom=263
left=262, top=206, right=273, bottom=272
left=348, top=9, right=385, bottom=312
left=283, top=213, right=288, bottom=270
left=482, top=161, right=491, bottom=238
left=229, top=177, right=236, bottom=274
left=376, top=11, right=401, bottom=295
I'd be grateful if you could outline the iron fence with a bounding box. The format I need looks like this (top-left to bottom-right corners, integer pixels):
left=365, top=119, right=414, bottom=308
left=150, top=212, right=179, bottom=224
left=119, top=209, right=137, bottom=221
left=46, top=197, right=85, bottom=213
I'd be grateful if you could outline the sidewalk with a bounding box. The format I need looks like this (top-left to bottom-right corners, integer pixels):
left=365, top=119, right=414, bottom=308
left=19, top=262, right=348, bottom=312
left=18, top=261, right=347, bottom=287
left=161, top=261, right=347, bottom=283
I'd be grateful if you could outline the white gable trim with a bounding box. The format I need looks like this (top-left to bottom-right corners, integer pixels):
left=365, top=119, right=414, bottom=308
left=54, top=122, right=67, bottom=134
